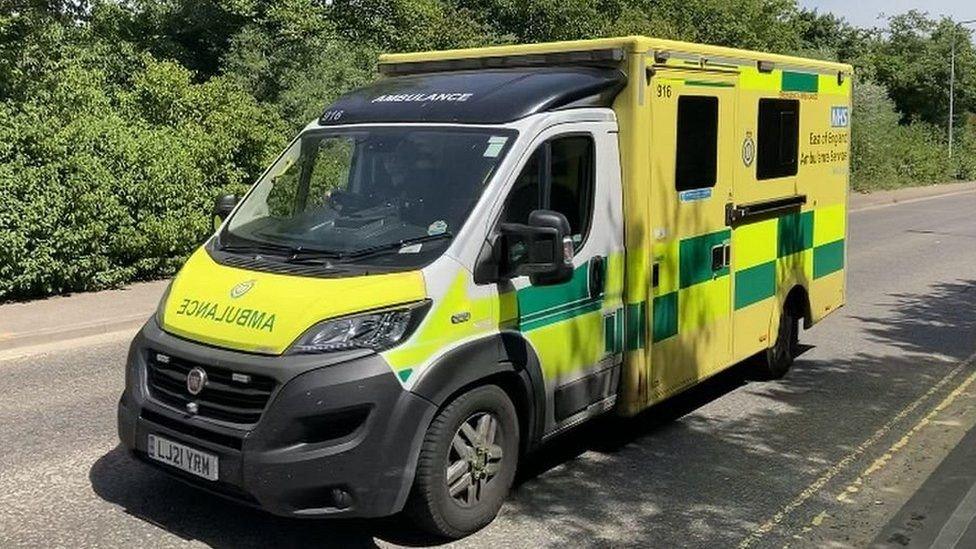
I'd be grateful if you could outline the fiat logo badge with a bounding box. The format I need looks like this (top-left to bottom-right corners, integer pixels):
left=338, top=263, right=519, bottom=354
left=186, top=367, right=208, bottom=396
left=230, top=279, right=255, bottom=299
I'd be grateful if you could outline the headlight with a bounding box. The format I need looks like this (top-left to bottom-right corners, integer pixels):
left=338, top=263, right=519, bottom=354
left=289, top=301, right=430, bottom=355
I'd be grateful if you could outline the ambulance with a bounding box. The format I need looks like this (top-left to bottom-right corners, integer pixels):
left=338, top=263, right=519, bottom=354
left=117, top=36, right=851, bottom=537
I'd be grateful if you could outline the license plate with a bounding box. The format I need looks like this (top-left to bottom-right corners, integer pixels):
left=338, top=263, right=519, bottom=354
left=147, top=434, right=219, bottom=481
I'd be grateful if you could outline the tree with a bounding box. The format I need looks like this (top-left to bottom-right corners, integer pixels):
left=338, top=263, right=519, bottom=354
left=872, top=11, right=976, bottom=126
left=329, top=0, right=494, bottom=52
left=0, top=13, right=285, bottom=299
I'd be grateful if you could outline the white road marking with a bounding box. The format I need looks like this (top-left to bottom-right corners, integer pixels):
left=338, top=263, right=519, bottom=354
left=931, top=479, right=976, bottom=549
left=0, top=329, right=137, bottom=363
left=850, top=188, right=976, bottom=213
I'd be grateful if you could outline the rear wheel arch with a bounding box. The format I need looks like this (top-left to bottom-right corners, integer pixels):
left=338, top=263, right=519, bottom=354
left=784, top=284, right=812, bottom=329
left=756, top=284, right=806, bottom=380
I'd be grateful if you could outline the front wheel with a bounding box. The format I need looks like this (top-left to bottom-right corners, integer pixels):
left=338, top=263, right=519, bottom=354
left=405, top=385, right=519, bottom=539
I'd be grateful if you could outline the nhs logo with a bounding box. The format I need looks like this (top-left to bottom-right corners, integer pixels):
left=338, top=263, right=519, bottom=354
left=831, top=106, right=850, bottom=128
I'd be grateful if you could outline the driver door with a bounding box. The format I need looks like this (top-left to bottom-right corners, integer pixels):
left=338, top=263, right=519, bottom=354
left=498, top=122, right=624, bottom=434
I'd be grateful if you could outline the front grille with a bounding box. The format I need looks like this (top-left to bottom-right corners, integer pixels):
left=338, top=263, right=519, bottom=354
left=146, top=351, right=276, bottom=424
left=141, top=409, right=244, bottom=449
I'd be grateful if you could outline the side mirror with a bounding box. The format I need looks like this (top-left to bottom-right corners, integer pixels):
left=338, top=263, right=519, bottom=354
left=497, top=209, right=574, bottom=286
left=213, top=194, right=239, bottom=229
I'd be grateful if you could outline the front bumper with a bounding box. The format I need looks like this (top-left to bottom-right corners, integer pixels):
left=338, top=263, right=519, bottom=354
left=117, top=320, right=436, bottom=518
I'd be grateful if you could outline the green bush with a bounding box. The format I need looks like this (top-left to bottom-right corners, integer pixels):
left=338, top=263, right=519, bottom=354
left=851, top=80, right=954, bottom=191
left=953, top=117, right=976, bottom=181
left=0, top=25, right=285, bottom=300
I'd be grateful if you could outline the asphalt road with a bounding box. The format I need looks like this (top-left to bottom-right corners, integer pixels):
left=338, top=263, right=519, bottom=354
left=2, top=191, right=976, bottom=548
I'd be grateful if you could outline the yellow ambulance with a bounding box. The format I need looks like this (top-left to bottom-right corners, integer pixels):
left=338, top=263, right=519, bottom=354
left=118, top=36, right=850, bottom=537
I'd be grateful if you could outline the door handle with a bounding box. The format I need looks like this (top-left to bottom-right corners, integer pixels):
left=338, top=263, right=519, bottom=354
left=589, top=255, right=606, bottom=297
left=726, top=195, right=806, bottom=226
left=711, top=244, right=731, bottom=272
left=711, top=245, right=724, bottom=271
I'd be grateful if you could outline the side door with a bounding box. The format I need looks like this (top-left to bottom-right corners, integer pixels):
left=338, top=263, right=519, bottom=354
left=647, top=71, right=737, bottom=401
left=498, top=122, right=625, bottom=434
left=729, top=92, right=808, bottom=362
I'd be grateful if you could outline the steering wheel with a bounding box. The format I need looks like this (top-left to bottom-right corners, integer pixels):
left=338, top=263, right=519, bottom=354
left=327, top=189, right=370, bottom=211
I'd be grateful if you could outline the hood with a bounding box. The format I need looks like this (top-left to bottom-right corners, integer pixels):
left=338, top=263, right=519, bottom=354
left=160, top=249, right=427, bottom=355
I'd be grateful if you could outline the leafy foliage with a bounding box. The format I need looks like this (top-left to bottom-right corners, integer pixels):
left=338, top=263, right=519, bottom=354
left=850, top=80, right=953, bottom=191
left=0, top=9, right=284, bottom=299
left=1, top=0, right=974, bottom=299
left=871, top=11, right=976, bottom=126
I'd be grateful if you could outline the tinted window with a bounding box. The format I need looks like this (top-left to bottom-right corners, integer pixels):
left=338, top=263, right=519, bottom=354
left=502, top=149, right=543, bottom=226
left=502, top=135, right=595, bottom=250
left=225, top=127, right=516, bottom=261
left=548, top=136, right=594, bottom=240
left=757, top=98, right=799, bottom=180
left=675, top=96, right=719, bottom=191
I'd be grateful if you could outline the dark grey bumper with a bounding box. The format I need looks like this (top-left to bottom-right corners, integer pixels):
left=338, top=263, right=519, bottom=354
left=117, top=319, right=436, bottom=518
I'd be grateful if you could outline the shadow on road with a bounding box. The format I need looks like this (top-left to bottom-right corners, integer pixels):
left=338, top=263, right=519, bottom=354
left=492, top=279, right=976, bottom=546
left=89, top=446, right=436, bottom=548
left=88, top=279, right=976, bottom=547
left=854, top=279, right=976, bottom=361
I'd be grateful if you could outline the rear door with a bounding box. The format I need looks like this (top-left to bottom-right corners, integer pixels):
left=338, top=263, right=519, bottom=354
left=647, top=70, right=738, bottom=402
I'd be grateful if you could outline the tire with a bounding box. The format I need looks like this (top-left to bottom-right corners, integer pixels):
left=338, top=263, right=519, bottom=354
left=405, top=385, right=520, bottom=539
left=758, top=306, right=799, bottom=379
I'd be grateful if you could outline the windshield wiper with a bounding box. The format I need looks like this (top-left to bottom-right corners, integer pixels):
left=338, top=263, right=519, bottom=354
left=285, top=247, right=344, bottom=263
left=219, top=241, right=342, bottom=262
left=220, top=234, right=451, bottom=263
left=218, top=242, right=293, bottom=255
left=341, top=232, right=453, bottom=260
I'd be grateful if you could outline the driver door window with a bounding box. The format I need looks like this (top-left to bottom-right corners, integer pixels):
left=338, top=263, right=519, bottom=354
left=502, top=135, right=595, bottom=252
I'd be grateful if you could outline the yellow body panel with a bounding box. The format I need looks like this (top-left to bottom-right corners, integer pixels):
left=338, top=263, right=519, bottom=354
left=733, top=219, right=778, bottom=270
left=814, top=203, right=847, bottom=246
left=162, top=249, right=427, bottom=355
left=526, top=310, right=608, bottom=381
left=652, top=240, right=680, bottom=296
left=382, top=271, right=496, bottom=378
left=678, top=278, right=731, bottom=335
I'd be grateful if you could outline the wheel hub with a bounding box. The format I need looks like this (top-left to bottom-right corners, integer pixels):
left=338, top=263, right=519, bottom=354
left=446, top=411, right=504, bottom=506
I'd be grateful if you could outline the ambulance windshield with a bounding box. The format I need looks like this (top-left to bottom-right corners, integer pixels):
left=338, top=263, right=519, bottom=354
left=222, top=126, right=516, bottom=264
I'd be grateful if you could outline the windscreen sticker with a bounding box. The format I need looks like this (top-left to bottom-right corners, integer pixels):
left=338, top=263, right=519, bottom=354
left=483, top=136, right=509, bottom=158
left=399, top=243, right=423, bottom=254
left=428, top=220, right=448, bottom=236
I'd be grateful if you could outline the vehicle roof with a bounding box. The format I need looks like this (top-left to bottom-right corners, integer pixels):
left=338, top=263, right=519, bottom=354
left=379, top=36, right=854, bottom=75
left=318, top=66, right=626, bottom=126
